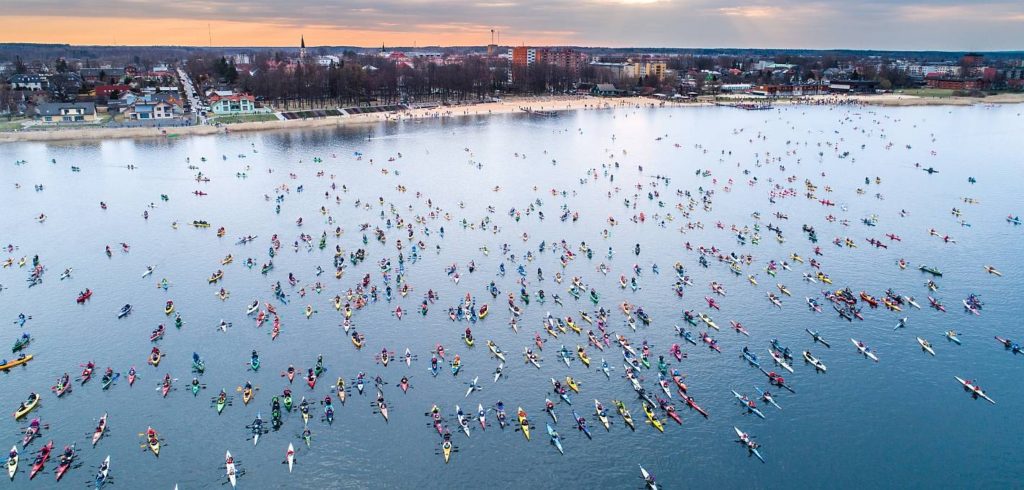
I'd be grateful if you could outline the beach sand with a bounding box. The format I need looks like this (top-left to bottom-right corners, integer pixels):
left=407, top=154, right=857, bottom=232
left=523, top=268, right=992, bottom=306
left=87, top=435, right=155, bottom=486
left=2, top=93, right=1021, bottom=144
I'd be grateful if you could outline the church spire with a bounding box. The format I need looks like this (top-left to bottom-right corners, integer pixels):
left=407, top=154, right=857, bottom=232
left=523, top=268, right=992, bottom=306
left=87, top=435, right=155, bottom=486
left=300, top=35, right=307, bottom=58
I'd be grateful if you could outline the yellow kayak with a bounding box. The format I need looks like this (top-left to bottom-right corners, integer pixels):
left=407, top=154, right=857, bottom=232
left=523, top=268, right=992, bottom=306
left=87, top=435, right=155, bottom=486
left=517, top=407, right=530, bottom=440
left=565, top=376, right=580, bottom=393
left=13, top=392, right=39, bottom=420
left=643, top=402, right=664, bottom=432
left=577, top=347, right=591, bottom=367
left=442, top=439, right=452, bottom=463
left=1, top=354, right=33, bottom=371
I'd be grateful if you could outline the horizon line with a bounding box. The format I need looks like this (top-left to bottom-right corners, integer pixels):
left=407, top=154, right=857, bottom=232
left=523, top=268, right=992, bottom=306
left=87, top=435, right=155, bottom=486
left=2, top=42, right=1020, bottom=54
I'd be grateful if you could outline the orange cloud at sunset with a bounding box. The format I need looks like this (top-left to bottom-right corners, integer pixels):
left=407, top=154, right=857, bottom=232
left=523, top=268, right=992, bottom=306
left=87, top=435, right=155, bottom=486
left=1, top=15, right=572, bottom=47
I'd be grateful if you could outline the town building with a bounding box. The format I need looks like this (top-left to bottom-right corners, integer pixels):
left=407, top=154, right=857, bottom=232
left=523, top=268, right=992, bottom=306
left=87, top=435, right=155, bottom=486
left=35, top=102, right=98, bottom=123
left=94, top=84, right=131, bottom=100
left=8, top=74, right=48, bottom=91
left=511, top=47, right=537, bottom=66
left=925, top=77, right=984, bottom=90
left=592, top=83, right=625, bottom=96
left=79, top=67, right=126, bottom=85
left=828, top=80, right=879, bottom=94
left=127, top=101, right=177, bottom=120
left=209, top=93, right=256, bottom=114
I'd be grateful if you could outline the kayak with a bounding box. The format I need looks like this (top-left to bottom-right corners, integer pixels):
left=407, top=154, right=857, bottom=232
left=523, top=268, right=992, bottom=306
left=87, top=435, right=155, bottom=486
left=29, top=440, right=52, bottom=479
left=614, top=400, right=636, bottom=430
left=546, top=424, right=563, bottom=454
left=805, top=328, right=831, bottom=348
left=954, top=376, right=995, bottom=404
left=851, top=338, right=879, bottom=362
left=146, top=427, right=160, bottom=456
left=12, top=334, right=31, bottom=353
left=735, top=427, right=765, bottom=463
left=225, top=450, right=237, bottom=488
left=216, top=392, right=227, bottom=414
left=731, top=390, right=765, bottom=419
left=767, top=349, right=793, bottom=373
left=92, top=413, right=107, bottom=446
left=0, top=354, right=33, bottom=371
left=94, top=455, right=110, bottom=488
left=6, top=445, right=16, bottom=480
left=946, top=331, right=962, bottom=345
left=55, top=443, right=75, bottom=481
left=441, top=436, right=453, bottom=464
left=640, top=465, right=658, bottom=490
left=802, top=351, right=827, bottom=372
left=642, top=402, right=664, bottom=432
left=917, top=337, right=936, bottom=356
left=594, top=399, right=611, bottom=430
left=286, top=443, right=295, bottom=473
left=517, top=407, right=531, bottom=440
left=14, top=392, right=39, bottom=420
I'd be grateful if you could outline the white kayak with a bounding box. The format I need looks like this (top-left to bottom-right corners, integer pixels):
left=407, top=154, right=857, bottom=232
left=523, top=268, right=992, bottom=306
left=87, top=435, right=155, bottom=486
left=955, top=376, right=995, bottom=404
left=851, top=338, right=879, bottom=362
left=226, top=450, right=237, bottom=487
left=7, top=445, right=17, bottom=480
left=286, top=443, right=295, bottom=473
left=767, top=349, right=794, bottom=373
left=917, top=337, right=935, bottom=356
left=639, top=465, right=658, bottom=490
left=802, top=351, right=827, bottom=372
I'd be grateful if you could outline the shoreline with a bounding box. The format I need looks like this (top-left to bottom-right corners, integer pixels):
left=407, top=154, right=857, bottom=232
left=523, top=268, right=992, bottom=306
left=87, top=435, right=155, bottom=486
left=2, top=93, right=1022, bottom=145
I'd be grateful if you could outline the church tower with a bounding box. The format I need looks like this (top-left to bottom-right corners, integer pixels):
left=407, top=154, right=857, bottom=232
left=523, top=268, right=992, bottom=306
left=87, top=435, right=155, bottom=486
left=300, top=35, right=307, bottom=58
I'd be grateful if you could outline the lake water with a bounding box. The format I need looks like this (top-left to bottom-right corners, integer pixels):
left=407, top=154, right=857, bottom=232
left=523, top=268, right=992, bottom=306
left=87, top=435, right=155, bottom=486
left=1, top=103, right=1023, bottom=489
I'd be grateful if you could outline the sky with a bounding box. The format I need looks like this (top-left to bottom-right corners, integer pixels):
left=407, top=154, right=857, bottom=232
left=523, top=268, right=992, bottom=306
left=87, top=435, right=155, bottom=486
left=2, top=0, right=1022, bottom=51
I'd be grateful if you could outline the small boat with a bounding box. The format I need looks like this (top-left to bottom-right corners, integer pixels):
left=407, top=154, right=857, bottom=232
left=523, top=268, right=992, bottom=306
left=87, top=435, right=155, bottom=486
left=640, top=465, right=658, bottom=489
left=286, top=443, right=295, bottom=473
left=29, top=440, right=52, bottom=479
left=734, top=427, right=765, bottom=463
left=945, top=330, right=962, bottom=345
left=851, top=338, right=879, bottom=362
left=225, top=450, right=237, bottom=488
left=145, top=427, right=160, bottom=457
left=917, top=337, right=935, bottom=356
left=94, top=455, right=110, bottom=488
left=92, top=413, right=107, bottom=446
left=954, top=376, right=995, bottom=404
left=116, top=304, right=132, bottom=318
left=546, top=424, right=563, bottom=454
left=6, top=446, right=16, bottom=480
left=802, top=351, right=827, bottom=372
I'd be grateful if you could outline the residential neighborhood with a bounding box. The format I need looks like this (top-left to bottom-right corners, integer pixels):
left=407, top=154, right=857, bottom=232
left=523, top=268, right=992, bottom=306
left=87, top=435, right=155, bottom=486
left=1, top=40, right=1023, bottom=132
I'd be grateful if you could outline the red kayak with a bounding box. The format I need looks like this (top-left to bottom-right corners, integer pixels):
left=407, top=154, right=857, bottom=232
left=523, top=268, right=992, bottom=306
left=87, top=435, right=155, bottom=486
left=30, top=440, right=53, bottom=479
left=55, top=444, right=75, bottom=481
left=80, top=363, right=95, bottom=384
left=683, top=394, right=710, bottom=418
left=307, top=372, right=317, bottom=389
left=127, top=366, right=136, bottom=386
left=76, top=289, right=93, bottom=303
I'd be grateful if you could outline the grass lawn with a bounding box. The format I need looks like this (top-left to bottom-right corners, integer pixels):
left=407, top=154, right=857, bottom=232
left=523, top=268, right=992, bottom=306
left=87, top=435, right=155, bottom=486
left=0, top=119, right=28, bottom=131
left=210, top=114, right=279, bottom=124
left=899, top=88, right=956, bottom=98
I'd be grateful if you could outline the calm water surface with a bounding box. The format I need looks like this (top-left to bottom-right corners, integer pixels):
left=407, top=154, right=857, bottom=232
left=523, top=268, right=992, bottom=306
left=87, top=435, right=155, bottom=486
left=1, top=104, right=1022, bottom=489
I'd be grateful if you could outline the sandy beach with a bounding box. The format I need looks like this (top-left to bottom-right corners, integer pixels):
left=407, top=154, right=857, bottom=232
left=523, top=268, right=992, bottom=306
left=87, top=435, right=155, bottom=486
left=2, top=93, right=1021, bottom=144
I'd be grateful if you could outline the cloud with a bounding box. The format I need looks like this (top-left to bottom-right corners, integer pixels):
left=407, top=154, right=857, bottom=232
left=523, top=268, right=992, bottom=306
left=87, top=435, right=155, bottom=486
left=2, top=0, right=1022, bottom=49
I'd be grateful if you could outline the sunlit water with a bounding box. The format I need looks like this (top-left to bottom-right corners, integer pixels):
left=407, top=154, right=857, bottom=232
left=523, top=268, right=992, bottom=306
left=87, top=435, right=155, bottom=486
left=1, top=104, right=1022, bottom=488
